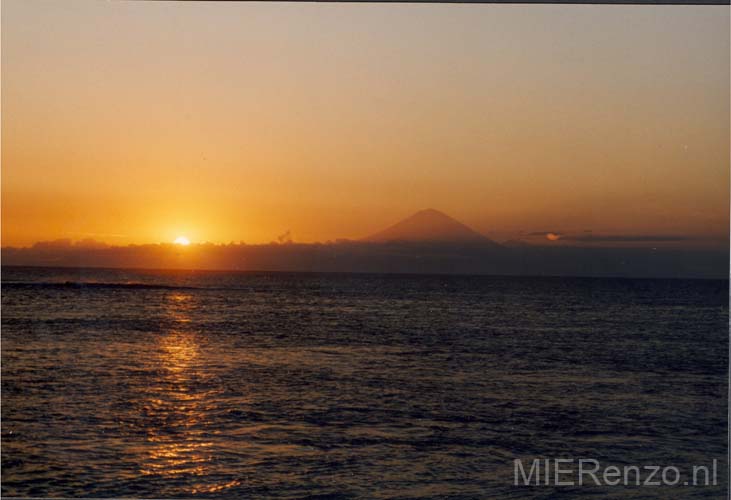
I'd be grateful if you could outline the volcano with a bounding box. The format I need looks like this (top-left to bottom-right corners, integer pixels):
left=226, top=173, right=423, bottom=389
left=363, top=209, right=500, bottom=246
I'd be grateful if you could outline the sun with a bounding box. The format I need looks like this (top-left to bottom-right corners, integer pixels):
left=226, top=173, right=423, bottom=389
left=174, top=236, right=190, bottom=246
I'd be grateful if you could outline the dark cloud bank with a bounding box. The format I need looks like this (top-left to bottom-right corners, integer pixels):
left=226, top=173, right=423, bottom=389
left=2, top=239, right=728, bottom=279
left=527, top=232, right=700, bottom=243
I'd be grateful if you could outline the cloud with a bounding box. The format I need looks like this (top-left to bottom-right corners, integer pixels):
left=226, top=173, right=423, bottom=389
left=562, top=234, right=694, bottom=242
left=2, top=238, right=727, bottom=279
left=31, top=239, right=73, bottom=249
left=31, top=238, right=109, bottom=250
left=528, top=231, right=562, bottom=236
left=527, top=231, right=697, bottom=243
left=527, top=231, right=563, bottom=241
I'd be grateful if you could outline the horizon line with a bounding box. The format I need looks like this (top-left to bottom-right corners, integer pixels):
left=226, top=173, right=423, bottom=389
left=1, top=263, right=727, bottom=282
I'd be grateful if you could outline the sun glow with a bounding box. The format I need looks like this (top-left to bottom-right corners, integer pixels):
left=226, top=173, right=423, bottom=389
left=174, top=236, right=190, bottom=246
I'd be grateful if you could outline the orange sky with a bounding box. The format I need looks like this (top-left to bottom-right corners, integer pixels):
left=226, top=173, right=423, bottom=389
left=2, top=1, right=729, bottom=247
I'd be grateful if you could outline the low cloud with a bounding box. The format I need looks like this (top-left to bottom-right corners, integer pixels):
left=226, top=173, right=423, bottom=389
left=528, top=231, right=562, bottom=237
left=2, top=238, right=727, bottom=279
left=527, top=231, right=563, bottom=241
left=527, top=232, right=697, bottom=243
left=563, top=234, right=694, bottom=243
left=32, top=238, right=109, bottom=250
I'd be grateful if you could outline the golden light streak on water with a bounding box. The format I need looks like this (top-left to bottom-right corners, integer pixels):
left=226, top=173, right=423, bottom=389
left=137, top=292, right=239, bottom=494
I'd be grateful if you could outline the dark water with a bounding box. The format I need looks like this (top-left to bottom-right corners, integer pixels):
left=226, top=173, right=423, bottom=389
left=2, top=266, right=728, bottom=498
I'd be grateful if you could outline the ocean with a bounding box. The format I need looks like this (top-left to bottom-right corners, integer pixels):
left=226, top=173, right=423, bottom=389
left=1, top=266, right=728, bottom=498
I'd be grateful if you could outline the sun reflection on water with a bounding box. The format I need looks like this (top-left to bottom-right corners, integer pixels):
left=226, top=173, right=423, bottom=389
left=138, top=292, right=241, bottom=493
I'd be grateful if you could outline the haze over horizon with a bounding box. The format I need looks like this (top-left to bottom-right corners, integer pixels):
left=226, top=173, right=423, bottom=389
left=2, top=1, right=729, bottom=250
left=2, top=207, right=726, bottom=250
left=2, top=208, right=726, bottom=279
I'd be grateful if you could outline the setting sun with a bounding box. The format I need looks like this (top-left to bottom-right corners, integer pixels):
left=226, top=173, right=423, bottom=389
left=173, top=236, right=190, bottom=246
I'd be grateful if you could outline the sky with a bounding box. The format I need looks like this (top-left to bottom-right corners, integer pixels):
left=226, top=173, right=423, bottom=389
left=2, top=1, right=729, bottom=247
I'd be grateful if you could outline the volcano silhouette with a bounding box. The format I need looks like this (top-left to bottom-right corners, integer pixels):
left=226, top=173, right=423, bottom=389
left=364, top=209, right=500, bottom=246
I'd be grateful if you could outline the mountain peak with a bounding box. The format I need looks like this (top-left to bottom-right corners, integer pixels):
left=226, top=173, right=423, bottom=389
left=363, top=209, right=500, bottom=246
left=415, top=208, right=443, bottom=216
